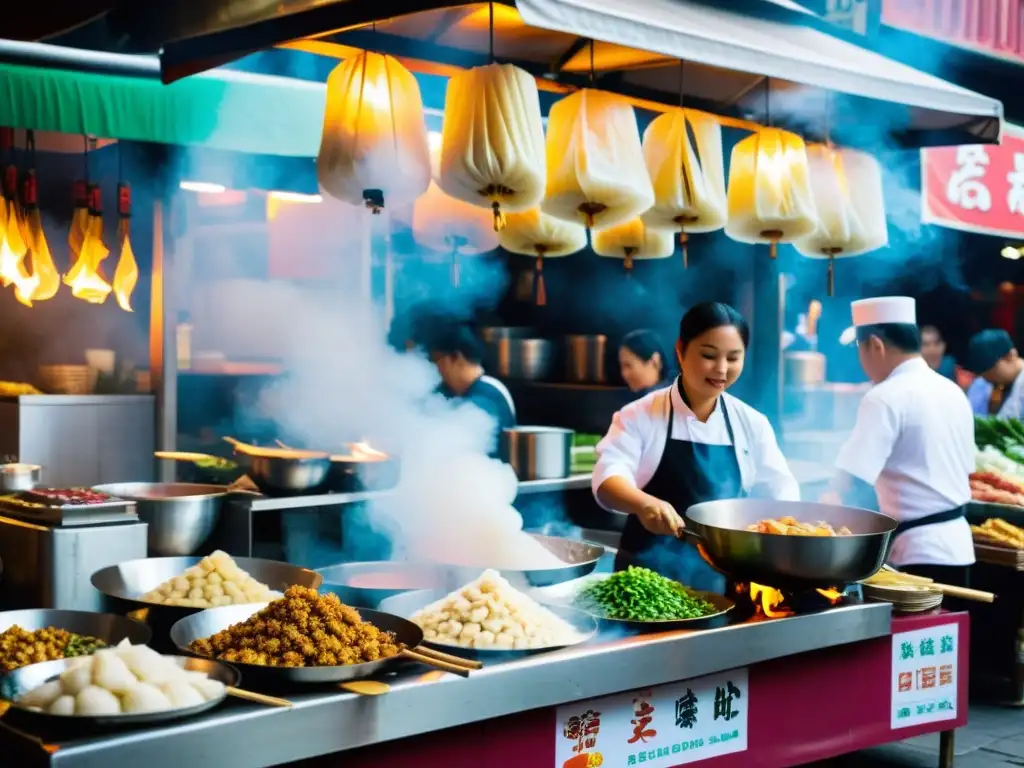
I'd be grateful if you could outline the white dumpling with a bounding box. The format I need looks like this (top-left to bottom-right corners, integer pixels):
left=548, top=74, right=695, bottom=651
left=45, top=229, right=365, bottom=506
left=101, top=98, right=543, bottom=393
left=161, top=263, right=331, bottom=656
left=118, top=645, right=178, bottom=685
left=92, top=650, right=138, bottom=694
left=59, top=663, right=94, bottom=696
left=120, top=682, right=172, bottom=714
left=17, top=680, right=63, bottom=709
left=189, top=678, right=225, bottom=702
left=160, top=680, right=205, bottom=709
left=47, top=695, right=76, bottom=715
left=76, top=685, right=122, bottom=716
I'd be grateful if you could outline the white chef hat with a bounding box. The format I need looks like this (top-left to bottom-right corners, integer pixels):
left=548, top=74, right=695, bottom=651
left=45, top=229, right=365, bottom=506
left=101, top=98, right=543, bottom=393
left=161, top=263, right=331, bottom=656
left=850, top=296, right=916, bottom=327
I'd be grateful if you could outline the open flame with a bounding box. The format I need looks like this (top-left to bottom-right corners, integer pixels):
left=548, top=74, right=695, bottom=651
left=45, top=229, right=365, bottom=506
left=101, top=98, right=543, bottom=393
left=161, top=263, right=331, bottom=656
left=348, top=441, right=389, bottom=461
left=748, top=582, right=793, bottom=618
left=816, top=587, right=843, bottom=605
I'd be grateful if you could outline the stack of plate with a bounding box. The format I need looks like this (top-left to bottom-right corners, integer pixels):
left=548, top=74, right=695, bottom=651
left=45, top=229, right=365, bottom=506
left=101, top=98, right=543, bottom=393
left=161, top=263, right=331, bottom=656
left=862, top=583, right=943, bottom=613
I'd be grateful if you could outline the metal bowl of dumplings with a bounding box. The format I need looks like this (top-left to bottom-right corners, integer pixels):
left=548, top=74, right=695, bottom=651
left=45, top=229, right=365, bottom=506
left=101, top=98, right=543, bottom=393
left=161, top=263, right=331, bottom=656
left=0, top=609, right=153, bottom=650
left=90, top=556, right=322, bottom=651
left=0, top=655, right=239, bottom=731
left=443, top=534, right=606, bottom=589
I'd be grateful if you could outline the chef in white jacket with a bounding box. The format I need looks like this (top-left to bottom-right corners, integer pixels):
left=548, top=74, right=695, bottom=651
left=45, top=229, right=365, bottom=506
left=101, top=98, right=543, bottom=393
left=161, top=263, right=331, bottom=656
left=830, top=297, right=975, bottom=587
left=592, top=302, right=799, bottom=594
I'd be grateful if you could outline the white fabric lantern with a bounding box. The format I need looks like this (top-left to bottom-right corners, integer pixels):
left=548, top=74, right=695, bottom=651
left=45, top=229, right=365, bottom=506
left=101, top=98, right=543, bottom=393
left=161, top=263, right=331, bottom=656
left=542, top=89, right=654, bottom=230
left=499, top=208, right=587, bottom=305
left=439, top=63, right=546, bottom=231
left=725, top=127, right=818, bottom=257
left=317, top=52, right=431, bottom=212
left=641, top=108, right=727, bottom=265
left=592, top=218, right=674, bottom=271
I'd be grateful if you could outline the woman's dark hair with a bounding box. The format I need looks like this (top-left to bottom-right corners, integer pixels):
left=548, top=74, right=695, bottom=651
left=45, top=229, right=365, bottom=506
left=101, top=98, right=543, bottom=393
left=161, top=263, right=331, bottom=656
left=678, top=302, right=750, bottom=350
left=621, top=329, right=669, bottom=377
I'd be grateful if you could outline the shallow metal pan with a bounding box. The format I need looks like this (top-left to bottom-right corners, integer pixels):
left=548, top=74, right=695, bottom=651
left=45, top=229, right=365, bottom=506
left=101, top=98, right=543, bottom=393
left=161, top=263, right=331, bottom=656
left=684, top=499, right=897, bottom=588
left=317, top=562, right=460, bottom=608
left=0, top=610, right=152, bottom=664
left=442, top=534, right=606, bottom=589
left=170, top=603, right=441, bottom=687
left=0, top=655, right=238, bottom=731
left=378, top=588, right=599, bottom=657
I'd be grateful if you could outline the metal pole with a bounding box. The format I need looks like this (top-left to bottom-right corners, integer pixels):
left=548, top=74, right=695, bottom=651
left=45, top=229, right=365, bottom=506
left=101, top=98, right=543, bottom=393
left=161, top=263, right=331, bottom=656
left=938, top=730, right=955, bottom=768
left=0, top=40, right=160, bottom=79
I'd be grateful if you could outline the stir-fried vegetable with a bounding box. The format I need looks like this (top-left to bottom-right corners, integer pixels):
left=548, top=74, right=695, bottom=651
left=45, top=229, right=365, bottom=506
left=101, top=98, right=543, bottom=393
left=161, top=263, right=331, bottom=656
left=576, top=567, right=718, bottom=621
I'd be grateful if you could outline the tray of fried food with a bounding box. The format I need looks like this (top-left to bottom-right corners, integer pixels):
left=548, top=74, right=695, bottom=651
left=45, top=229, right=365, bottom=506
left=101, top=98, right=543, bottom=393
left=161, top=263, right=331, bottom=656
left=747, top=516, right=853, bottom=536
left=972, top=518, right=1024, bottom=550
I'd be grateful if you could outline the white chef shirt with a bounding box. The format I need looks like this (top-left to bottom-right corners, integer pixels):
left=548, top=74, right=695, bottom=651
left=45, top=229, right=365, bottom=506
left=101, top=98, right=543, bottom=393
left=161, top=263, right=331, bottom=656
left=835, top=357, right=974, bottom=567
left=591, top=383, right=800, bottom=509
left=996, top=369, right=1024, bottom=419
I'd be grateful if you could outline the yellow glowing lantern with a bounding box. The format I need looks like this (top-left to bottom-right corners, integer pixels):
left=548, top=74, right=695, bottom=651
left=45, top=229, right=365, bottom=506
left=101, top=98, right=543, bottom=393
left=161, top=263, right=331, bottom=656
left=439, top=63, right=546, bottom=231
left=498, top=208, right=587, bottom=305
left=593, top=218, right=674, bottom=271
left=542, top=89, right=654, bottom=230
left=641, top=108, right=727, bottom=267
left=725, top=128, right=817, bottom=258
left=413, top=138, right=498, bottom=286
left=317, top=51, right=431, bottom=212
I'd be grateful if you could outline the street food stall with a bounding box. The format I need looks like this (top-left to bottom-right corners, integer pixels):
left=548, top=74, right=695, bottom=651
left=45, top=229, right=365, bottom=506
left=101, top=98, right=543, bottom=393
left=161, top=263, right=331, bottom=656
left=0, top=0, right=1008, bottom=765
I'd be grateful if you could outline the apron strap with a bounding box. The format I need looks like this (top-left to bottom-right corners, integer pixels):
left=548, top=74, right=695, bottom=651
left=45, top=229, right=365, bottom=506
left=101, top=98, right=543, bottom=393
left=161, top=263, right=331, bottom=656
left=893, top=505, right=967, bottom=537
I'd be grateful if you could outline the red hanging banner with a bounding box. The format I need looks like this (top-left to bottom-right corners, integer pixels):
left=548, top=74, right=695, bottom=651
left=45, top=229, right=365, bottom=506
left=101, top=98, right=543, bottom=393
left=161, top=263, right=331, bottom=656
left=921, top=124, right=1024, bottom=237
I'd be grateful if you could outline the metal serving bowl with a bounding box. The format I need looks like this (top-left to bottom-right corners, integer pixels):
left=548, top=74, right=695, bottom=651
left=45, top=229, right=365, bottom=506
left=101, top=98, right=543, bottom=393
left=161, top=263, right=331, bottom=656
left=0, top=609, right=152, bottom=650
left=324, top=455, right=400, bottom=494
left=93, top=483, right=227, bottom=557
left=0, top=655, right=238, bottom=731
left=317, top=562, right=460, bottom=608
left=440, top=534, right=605, bottom=588
left=90, top=556, right=321, bottom=650
left=236, top=452, right=331, bottom=496
left=0, top=463, right=41, bottom=493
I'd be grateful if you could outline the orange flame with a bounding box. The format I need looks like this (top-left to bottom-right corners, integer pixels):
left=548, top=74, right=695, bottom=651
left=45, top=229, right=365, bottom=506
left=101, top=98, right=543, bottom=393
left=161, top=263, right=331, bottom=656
left=749, top=583, right=794, bottom=618
left=112, top=221, right=138, bottom=312
left=64, top=214, right=111, bottom=304
left=0, top=200, right=38, bottom=305
left=816, top=587, right=843, bottom=605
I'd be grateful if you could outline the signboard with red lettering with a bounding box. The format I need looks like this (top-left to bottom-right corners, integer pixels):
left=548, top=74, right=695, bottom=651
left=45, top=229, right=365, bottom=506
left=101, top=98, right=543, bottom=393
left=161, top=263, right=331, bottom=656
left=553, top=669, right=749, bottom=767
left=921, top=124, right=1024, bottom=237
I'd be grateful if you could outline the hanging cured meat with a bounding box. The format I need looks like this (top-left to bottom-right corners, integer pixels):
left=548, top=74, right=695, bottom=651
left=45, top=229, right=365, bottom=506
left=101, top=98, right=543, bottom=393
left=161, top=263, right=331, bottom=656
left=498, top=208, right=587, bottom=305
left=725, top=127, right=818, bottom=258
left=439, top=63, right=546, bottom=232
left=593, top=218, right=674, bottom=272
left=641, top=108, right=726, bottom=265
left=317, top=51, right=431, bottom=212
left=542, top=89, right=654, bottom=230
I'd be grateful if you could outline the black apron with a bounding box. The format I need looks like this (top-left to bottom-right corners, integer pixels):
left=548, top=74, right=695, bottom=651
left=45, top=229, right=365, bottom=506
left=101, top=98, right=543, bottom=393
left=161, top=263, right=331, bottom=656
left=614, top=379, right=745, bottom=594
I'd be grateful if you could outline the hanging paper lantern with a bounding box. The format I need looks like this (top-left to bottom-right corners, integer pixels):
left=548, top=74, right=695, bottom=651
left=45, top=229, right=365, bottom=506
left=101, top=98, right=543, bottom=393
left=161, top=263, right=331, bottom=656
left=725, top=127, right=818, bottom=258
left=542, top=89, right=654, bottom=230
left=317, top=51, right=431, bottom=212
left=439, top=63, right=546, bottom=231
left=641, top=108, right=726, bottom=267
left=593, top=218, right=674, bottom=271
left=794, top=145, right=887, bottom=295
left=498, top=208, right=587, bottom=305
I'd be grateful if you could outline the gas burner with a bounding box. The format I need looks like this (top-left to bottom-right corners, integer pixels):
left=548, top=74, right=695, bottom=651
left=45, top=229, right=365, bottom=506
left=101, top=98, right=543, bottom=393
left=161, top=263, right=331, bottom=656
left=730, top=581, right=853, bottom=620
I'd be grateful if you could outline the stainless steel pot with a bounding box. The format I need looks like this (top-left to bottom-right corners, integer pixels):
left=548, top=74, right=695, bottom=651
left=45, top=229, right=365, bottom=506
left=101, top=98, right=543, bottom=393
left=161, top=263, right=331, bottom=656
left=489, top=338, right=553, bottom=381
left=500, top=426, right=574, bottom=480
left=0, top=463, right=41, bottom=493
left=784, top=351, right=826, bottom=388
left=565, top=335, right=607, bottom=384
left=93, top=482, right=226, bottom=557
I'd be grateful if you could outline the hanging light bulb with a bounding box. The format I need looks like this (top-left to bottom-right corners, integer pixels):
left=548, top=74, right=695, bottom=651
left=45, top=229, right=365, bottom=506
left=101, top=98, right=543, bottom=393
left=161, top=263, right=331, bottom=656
left=725, top=127, right=818, bottom=258
left=498, top=208, right=587, bottom=305
left=113, top=182, right=138, bottom=311
left=317, top=51, right=431, bottom=213
left=641, top=108, right=726, bottom=268
left=439, top=63, right=546, bottom=232
left=412, top=138, right=498, bottom=287
left=593, top=218, right=674, bottom=272
left=542, top=89, right=654, bottom=230
left=794, top=145, right=888, bottom=296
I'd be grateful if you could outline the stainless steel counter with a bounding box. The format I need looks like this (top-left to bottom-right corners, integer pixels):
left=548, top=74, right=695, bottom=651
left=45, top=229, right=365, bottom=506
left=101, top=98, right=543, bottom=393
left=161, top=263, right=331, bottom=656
left=2, top=603, right=890, bottom=767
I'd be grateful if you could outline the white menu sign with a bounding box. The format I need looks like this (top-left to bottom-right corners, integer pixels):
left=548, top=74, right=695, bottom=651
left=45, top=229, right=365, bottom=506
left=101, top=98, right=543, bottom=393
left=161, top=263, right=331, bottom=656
left=554, top=669, right=748, bottom=768
left=891, top=623, right=959, bottom=730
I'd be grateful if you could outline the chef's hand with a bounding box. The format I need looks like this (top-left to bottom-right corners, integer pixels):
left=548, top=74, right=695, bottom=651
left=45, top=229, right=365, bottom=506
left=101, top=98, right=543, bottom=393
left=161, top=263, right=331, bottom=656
left=636, top=496, right=685, bottom=538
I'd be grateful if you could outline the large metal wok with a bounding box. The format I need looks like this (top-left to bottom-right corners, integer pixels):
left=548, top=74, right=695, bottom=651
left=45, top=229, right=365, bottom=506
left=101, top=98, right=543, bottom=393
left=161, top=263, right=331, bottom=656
left=684, top=499, right=897, bottom=588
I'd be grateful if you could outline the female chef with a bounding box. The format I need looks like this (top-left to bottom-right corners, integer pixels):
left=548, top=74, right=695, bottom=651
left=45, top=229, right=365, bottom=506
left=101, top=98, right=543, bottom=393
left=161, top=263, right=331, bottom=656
left=618, top=329, right=672, bottom=397
left=592, top=302, right=800, bottom=593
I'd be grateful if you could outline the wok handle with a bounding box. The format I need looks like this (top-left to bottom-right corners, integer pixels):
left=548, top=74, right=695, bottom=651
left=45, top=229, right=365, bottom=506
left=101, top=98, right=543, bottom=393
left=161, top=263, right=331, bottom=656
left=226, top=687, right=293, bottom=707
left=681, top=527, right=704, bottom=543
left=401, top=649, right=472, bottom=677
left=933, top=584, right=995, bottom=603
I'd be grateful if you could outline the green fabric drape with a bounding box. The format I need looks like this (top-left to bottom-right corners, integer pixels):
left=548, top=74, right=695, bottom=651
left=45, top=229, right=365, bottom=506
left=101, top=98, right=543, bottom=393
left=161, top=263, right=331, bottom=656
left=0, top=63, right=325, bottom=156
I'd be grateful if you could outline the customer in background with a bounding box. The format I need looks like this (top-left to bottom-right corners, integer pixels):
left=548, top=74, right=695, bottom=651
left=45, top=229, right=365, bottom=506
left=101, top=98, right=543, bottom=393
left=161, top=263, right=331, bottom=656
left=966, top=329, right=1024, bottom=419
left=920, top=325, right=958, bottom=381
left=618, top=329, right=672, bottom=397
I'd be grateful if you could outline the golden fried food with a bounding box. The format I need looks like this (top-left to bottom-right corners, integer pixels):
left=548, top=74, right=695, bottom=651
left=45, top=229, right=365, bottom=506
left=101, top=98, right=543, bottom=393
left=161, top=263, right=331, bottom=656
left=747, top=516, right=853, bottom=536
left=972, top=518, right=1024, bottom=550
left=188, top=586, right=403, bottom=668
left=0, top=625, right=106, bottom=672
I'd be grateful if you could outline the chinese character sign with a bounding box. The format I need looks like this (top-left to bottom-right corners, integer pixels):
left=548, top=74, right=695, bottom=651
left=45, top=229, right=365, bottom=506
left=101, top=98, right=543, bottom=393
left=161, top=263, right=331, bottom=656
left=554, top=670, right=748, bottom=768
left=922, top=125, right=1024, bottom=238
left=891, top=624, right=959, bottom=730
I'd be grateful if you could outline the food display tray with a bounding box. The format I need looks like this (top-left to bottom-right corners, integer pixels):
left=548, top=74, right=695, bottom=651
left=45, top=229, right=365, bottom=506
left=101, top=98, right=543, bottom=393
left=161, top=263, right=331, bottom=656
left=0, top=497, right=137, bottom=527
left=974, top=542, right=1024, bottom=571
